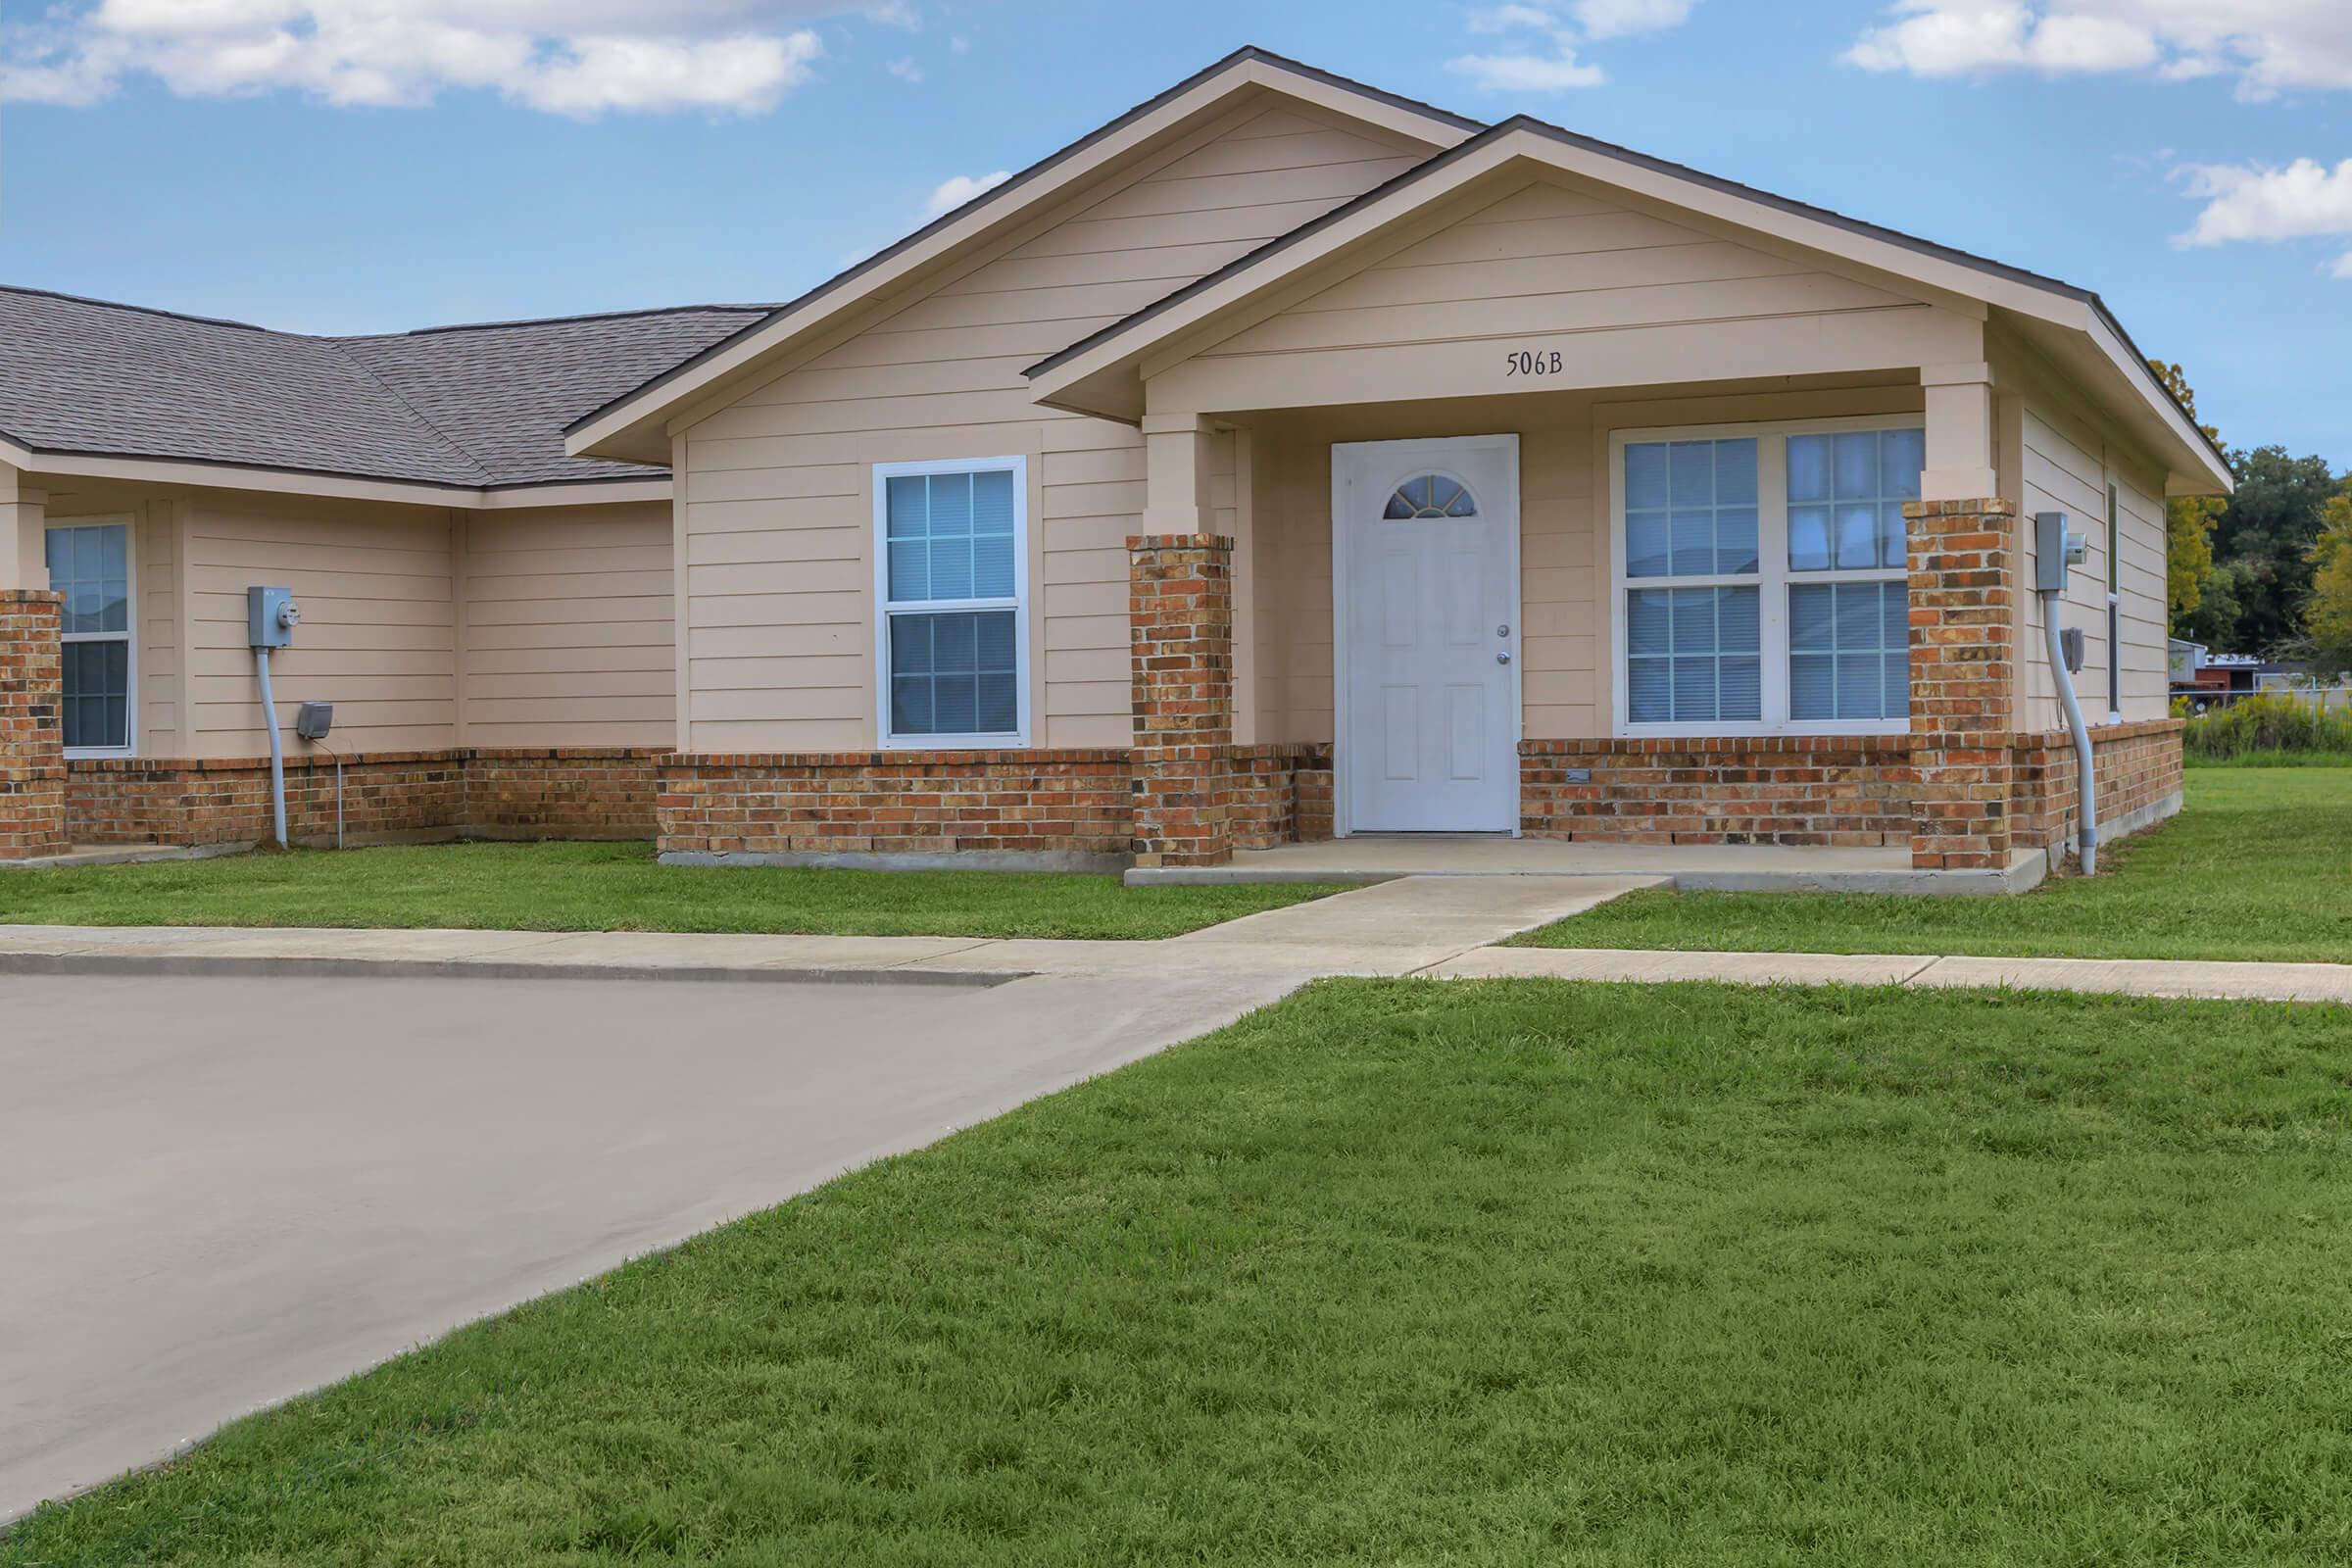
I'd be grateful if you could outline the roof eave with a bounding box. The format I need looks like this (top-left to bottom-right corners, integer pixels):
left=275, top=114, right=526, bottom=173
left=5, top=442, right=671, bottom=510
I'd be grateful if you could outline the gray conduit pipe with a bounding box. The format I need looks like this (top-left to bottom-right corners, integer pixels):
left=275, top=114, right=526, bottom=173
left=255, top=646, right=288, bottom=849
left=2038, top=591, right=2097, bottom=874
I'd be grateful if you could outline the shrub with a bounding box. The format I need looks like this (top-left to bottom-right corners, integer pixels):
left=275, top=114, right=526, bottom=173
left=2180, top=691, right=2352, bottom=760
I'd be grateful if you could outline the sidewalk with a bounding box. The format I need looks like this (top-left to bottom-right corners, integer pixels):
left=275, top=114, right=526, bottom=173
left=2, top=873, right=2347, bottom=1003
left=1434, top=946, right=2352, bottom=1004
left=0, top=875, right=1662, bottom=986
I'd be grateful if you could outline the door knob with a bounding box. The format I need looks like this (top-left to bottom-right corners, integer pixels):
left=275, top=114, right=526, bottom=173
left=1496, top=651, right=1512, bottom=664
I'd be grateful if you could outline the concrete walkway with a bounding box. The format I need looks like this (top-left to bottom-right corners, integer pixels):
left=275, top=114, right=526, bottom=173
left=0, top=875, right=1663, bottom=985
left=1434, top=946, right=2352, bottom=1004
left=1, top=870, right=2346, bottom=1002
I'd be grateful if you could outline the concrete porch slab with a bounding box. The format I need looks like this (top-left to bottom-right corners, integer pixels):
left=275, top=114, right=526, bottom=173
left=1128, top=835, right=2049, bottom=897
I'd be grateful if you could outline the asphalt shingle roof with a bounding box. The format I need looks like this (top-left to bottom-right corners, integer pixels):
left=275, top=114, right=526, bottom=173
left=0, top=286, right=769, bottom=490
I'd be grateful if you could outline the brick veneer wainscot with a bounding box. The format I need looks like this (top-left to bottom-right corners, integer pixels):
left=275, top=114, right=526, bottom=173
left=656, top=750, right=1134, bottom=858
left=1521, top=735, right=1917, bottom=845
left=66, top=748, right=667, bottom=849
left=0, top=589, right=68, bottom=860
left=2010, top=718, right=2184, bottom=857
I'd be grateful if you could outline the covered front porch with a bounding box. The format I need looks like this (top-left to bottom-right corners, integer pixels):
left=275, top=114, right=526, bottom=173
left=1112, top=368, right=2016, bottom=875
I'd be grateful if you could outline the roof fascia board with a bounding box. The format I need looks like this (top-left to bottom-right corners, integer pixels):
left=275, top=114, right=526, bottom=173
left=563, top=50, right=1477, bottom=462
left=16, top=448, right=669, bottom=510
left=474, top=478, right=672, bottom=510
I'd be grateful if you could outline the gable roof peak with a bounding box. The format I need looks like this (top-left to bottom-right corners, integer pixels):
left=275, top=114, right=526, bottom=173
left=563, top=45, right=1484, bottom=463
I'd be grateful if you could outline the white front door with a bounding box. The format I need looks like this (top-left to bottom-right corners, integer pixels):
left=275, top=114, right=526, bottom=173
left=1334, top=435, right=1520, bottom=834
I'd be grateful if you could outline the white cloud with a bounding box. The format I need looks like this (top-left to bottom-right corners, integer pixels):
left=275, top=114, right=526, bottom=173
left=0, top=1, right=866, bottom=116
left=886, top=55, right=921, bottom=82
left=2173, top=157, right=2352, bottom=279
left=1448, top=0, right=1696, bottom=93
left=1468, top=1, right=1694, bottom=38
left=1467, top=4, right=1559, bottom=31
left=1844, top=2, right=2352, bottom=97
left=925, top=169, right=1008, bottom=218
left=1446, top=43, right=1606, bottom=91
left=1570, top=0, right=1698, bottom=41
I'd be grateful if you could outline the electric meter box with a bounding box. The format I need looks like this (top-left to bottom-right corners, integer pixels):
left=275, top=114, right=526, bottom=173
left=247, top=586, right=299, bottom=649
left=2033, top=512, right=2089, bottom=594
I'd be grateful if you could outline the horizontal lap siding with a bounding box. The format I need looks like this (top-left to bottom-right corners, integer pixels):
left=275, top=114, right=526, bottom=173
left=1199, top=179, right=1918, bottom=365
left=676, top=99, right=1433, bottom=752
left=181, top=493, right=458, bottom=756
left=138, top=502, right=178, bottom=755
left=2019, top=397, right=2169, bottom=727
left=463, top=500, right=675, bottom=748
left=2114, top=472, right=2169, bottom=715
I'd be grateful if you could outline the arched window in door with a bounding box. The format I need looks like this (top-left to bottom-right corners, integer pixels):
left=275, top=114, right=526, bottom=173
left=1383, top=473, right=1479, bottom=519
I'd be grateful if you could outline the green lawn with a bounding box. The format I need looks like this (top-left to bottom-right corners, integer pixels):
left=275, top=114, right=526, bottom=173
left=10, top=979, right=2351, bottom=1565
left=0, top=841, right=1338, bottom=941
left=1515, top=764, right=2352, bottom=962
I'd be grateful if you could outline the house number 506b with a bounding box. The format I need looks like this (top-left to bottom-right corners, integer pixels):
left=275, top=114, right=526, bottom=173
left=1504, top=349, right=1564, bottom=377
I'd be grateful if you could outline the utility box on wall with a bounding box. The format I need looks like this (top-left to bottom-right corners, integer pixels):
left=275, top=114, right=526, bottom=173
left=2033, top=512, right=2088, bottom=595
left=246, top=586, right=299, bottom=649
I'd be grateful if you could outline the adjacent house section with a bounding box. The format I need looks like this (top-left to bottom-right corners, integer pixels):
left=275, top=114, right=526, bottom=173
left=0, top=291, right=765, bottom=851
left=1, top=47, right=2229, bottom=883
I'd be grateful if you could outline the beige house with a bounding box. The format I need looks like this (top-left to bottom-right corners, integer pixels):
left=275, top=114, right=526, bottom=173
left=0, top=48, right=2229, bottom=881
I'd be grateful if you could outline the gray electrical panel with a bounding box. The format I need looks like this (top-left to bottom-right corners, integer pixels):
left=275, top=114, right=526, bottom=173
left=295, top=702, right=334, bottom=740
left=246, top=586, right=300, bottom=649
left=2033, top=512, right=2088, bottom=594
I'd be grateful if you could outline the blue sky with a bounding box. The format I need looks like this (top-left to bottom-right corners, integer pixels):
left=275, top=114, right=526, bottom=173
left=2, top=1, right=2346, bottom=467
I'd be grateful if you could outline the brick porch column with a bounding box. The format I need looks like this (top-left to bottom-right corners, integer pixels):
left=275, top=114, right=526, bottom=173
left=1904, top=497, right=2016, bottom=870
left=0, top=589, right=68, bottom=861
left=1128, top=533, right=1234, bottom=867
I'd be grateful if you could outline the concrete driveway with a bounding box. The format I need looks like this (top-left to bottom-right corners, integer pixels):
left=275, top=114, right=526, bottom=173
left=0, top=965, right=1296, bottom=1519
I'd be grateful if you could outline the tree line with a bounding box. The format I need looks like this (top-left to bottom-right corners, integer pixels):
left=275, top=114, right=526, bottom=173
left=2155, top=362, right=2352, bottom=679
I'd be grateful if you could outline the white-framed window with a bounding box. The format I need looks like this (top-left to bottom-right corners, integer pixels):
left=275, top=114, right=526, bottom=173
left=872, top=456, right=1028, bottom=748
left=44, top=519, right=136, bottom=758
left=1610, top=415, right=1923, bottom=737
